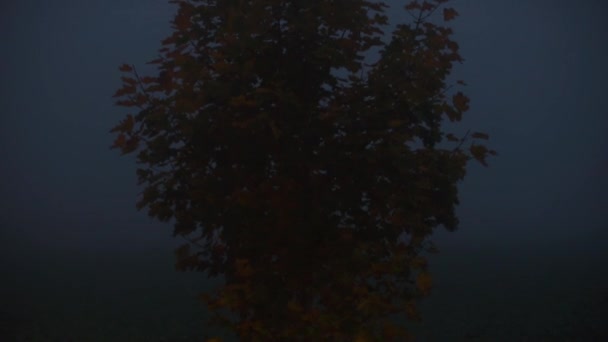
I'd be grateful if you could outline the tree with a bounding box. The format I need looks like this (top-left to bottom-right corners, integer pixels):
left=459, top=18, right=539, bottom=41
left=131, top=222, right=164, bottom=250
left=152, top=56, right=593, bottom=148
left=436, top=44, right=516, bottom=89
left=110, top=0, right=496, bottom=340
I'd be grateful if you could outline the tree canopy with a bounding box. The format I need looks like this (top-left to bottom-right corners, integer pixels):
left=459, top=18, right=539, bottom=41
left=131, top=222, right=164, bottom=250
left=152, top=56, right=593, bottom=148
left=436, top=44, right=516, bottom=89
left=110, top=0, right=496, bottom=340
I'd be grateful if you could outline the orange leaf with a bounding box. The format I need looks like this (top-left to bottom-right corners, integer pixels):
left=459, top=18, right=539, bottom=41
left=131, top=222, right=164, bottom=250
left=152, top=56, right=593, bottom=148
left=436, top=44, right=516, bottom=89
left=113, top=85, right=136, bottom=98
left=122, top=136, right=139, bottom=154
left=405, top=1, right=420, bottom=11
left=235, top=258, right=254, bottom=278
left=471, top=132, right=489, bottom=140
left=445, top=133, right=459, bottom=142
left=443, top=8, right=458, bottom=21
left=416, top=272, right=432, bottom=295
left=161, top=36, right=176, bottom=45
left=412, top=256, right=427, bottom=270
left=111, top=133, right=126, bottom=149
left=389, top=210, right=405, bottom=226
left=421, top=1, right=435, bottom=11
left=118, top=64, right=132, bottom=72
left=120, top=76, right=137, bottom=86
left=354, top=332, right=372, bottom=342
left=470, top=144, right=489, bottom=166
left=445, top=106, right=461, bottom=122
left=140, top=76, right=157, bottom=84
left=269, top=120, right=282, bottom=139
left=124, top=114, right=135, bottom=133
left=115, top=99, right=135, bottom=107
left=287, top=299, right=303, bottom=313
left=388, top=119, right=406, bottom=128
left=452, top=92, right=469, bottom=112
left=146, top=58, right=163, bottom=65
left=174, top=14, right=191, bottom=30
left=404, top=300, right=420, bottom=320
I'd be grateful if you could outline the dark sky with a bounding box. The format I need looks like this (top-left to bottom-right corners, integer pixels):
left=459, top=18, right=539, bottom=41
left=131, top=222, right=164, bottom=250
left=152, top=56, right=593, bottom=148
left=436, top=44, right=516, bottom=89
left=1, top=0, right=607, bottom=261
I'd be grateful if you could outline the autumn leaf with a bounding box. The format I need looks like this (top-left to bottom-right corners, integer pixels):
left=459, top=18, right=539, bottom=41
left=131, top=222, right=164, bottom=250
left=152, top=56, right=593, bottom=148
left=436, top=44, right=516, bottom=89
left=174, top=13, right=191, bottom=30
left=405, top=1, right=420, bottom=11
left=140, top=76, right=157, bottom=84
left=121, top=136, right=139, bottom=155
left=404, top=300, right=420, bottom=321
left=354, top=331, right=373, bottom=342
left=445, top=133, right=459, bottom=142
left=161, top=36, right=176, bottom=45
left=120, top=76, right=137, bottom=86
left=229, top=95, right=257, bottom=108
left=383, top=321, right=409, bottom=340
left=287, top=299, right=303, bottom=313
left=420, top=1, right=435, bottom=12
left=146, top=57, right=163, bottom=65
left=470, top=144, right=489, bottom=166
left=110, top=133, right=126, bottom=149
left=388, top=119, right=406, bottom=128
left=453, top=92, right=470, bottom=112
left=443, top=8, right=458, bottom=21
left=112, top=85, right=136, bottom=98
left=110, top=0, right=495, bottom=340
left=471, top=131, right=489, bottom=140
left=411, top=256, right=427, bottom=270
left=118, top=63, right=133, bottom=72
left=235, top=258, right=254, bottom=278
left=389, top=210, right=406, bottom=226
left=416, top=272, right=433, bottom=295
left=119, top=114, right=135, bottom=133
left=444, top=103, right=462, bottom=122
left=269, top=120, right=281, bottom=139
left=114, top=99, right=135, bottom=107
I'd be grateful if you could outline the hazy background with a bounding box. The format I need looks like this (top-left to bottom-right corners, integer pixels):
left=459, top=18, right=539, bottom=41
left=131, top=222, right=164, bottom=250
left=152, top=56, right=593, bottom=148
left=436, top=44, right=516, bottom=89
left=1, top=0, right=607, bottom=340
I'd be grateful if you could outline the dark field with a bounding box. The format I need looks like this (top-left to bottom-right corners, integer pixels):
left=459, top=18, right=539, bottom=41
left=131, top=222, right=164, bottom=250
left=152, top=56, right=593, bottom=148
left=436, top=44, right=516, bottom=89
left=2, top=240, right=606, bottom=341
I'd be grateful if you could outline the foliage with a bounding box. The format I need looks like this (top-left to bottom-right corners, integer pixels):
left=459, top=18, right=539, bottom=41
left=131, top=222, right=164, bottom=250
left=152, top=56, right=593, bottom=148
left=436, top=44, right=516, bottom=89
left=110, top=0, right=496, bottom=340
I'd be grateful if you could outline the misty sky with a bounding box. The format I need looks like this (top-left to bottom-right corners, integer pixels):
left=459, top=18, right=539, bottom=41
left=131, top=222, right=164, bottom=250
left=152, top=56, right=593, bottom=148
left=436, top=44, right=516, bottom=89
left=1, top=0, right=607, bottom=261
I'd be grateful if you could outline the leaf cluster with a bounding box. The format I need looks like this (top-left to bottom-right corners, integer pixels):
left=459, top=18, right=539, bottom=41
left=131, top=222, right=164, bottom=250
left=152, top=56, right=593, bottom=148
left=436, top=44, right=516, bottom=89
left=110, top=0, right=496, bottom=340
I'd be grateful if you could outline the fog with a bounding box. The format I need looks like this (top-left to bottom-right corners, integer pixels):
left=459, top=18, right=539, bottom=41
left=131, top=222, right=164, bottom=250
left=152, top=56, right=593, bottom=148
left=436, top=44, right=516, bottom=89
left=1, top=0, right=606, bottom=340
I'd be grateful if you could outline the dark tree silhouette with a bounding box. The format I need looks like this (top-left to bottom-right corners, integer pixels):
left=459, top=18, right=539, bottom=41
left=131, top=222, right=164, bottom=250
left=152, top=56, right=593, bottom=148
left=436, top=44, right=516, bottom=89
left=110, top=0, right=496, bottom=340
